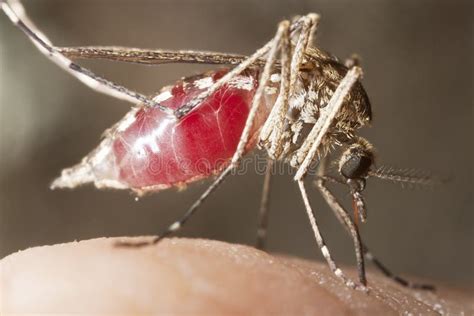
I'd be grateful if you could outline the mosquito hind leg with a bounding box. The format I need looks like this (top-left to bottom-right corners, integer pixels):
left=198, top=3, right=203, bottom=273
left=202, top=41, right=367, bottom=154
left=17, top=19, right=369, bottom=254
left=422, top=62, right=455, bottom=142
left=59, top=47, right=252, bottom=66
left=0, top=0, right=173, bottom=114
left=118, top=19, right=291, bottom=248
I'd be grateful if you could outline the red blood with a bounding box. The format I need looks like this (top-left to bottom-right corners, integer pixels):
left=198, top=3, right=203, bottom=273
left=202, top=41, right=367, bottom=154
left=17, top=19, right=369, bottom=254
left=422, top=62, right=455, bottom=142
left=111, top=69, right=272, bottom=190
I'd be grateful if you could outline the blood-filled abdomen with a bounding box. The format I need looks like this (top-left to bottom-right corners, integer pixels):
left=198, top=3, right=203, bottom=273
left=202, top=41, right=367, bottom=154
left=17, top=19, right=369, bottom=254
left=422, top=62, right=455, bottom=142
left=52, top=68, right=274, bottom=193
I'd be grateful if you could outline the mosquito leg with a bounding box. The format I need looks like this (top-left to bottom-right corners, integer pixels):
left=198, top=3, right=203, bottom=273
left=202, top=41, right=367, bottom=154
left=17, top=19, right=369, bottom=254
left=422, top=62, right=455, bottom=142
left=256, top=15, right=320, bottom=247
left=297, top=179, right=367, bottom=291
left=258, top=15, right=292, bottom=156
left=0, top=0, right=173, bottom=115
left=307, top=13, right=319, bottom=47
left=260, top=14, right=320, bottom=159
left=255, top=16, right=319, bottom=246
left=315, top=156, right=366, bottom=285
left=256, top=159, right=274, bottom=250
left=57, top=15, right=316, bottom=68
left=365, top=251, right=435, bottom=290
left=57, top=13, right=320, bottom=69
left=294, top=66, right=363, bottom=180
left=174, top=14, right=312, bottom=119
left=314, top=177, right=435, bottom=290
left=59, top=47, right=252, bottom=66
left=117, top=164, right=235, bottom=247
left=118, top=19, right=290, bottom=248
left=315, top=177, right=366, bottom=285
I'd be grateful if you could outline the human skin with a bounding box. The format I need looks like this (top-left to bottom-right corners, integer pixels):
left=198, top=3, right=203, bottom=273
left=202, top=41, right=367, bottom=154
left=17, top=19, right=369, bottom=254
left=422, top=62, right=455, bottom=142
left=0, top=237, right=472, bottom=315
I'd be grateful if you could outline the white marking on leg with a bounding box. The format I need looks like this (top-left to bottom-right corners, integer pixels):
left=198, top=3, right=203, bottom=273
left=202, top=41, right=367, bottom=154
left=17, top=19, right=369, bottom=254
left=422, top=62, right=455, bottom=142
left=169, top=222, right=181, bottom=232
left=321, top=245, right=330, bottom=258
left=1, top=3, right=20, bottom=23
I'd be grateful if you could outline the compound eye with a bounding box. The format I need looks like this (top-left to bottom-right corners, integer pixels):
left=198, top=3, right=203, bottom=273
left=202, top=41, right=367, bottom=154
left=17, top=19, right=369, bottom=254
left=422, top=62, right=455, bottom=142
left=340, top=151, right=373, bottom=179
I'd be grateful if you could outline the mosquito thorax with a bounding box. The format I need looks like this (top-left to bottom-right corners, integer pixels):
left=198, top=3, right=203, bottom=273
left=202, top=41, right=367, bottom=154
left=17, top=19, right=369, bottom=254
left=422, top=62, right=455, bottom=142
left=259, top=49, right=372, bottom=168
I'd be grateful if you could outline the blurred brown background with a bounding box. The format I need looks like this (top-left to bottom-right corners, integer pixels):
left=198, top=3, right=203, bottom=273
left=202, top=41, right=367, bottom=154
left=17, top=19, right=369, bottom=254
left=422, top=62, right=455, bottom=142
left=0, top=0, right=472, bottom=287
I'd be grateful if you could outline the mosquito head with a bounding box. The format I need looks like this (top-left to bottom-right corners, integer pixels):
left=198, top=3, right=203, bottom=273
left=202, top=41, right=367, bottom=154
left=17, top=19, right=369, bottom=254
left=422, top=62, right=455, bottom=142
left=338, top=138, right=374, bottom=185
left=337, top=137, right=374, bottom=224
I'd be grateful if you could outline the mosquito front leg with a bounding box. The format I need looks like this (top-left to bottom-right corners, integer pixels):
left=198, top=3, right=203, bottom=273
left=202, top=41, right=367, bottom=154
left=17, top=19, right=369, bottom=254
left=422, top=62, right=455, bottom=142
left=314, top=177, right=435, bottom=290
left=0, top=0, right=173, bottom=115
left=118, top=19, right=290, bottom=248
left=256, top=159, right=274, bottom=250
left=315, top=177, right=367, bottom=286
left=364, top=251, right=435, bottom=291
left=298, top=179, right=367, bottom=291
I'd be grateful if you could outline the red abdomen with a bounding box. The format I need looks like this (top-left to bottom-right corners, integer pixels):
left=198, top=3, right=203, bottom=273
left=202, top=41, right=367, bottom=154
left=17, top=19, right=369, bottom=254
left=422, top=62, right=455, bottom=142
left=114, top=69, right=264, bottom=189
left=52, top=68, right=274, bottom=192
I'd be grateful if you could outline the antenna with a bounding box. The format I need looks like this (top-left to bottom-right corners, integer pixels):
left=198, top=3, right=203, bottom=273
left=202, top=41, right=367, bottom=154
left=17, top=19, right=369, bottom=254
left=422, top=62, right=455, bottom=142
left=368, top=166, right=446, bottom=188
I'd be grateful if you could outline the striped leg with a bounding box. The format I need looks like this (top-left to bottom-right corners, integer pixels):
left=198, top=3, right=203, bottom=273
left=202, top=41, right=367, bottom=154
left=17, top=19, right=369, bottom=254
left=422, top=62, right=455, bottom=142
left=298, top=179, right=367, bottom=291
left=365, top=251, right=435, bottom=290
left=315, top=176, right=367, bottom=286
left=0, top=0, right=173, bottom=115
left=174, top=14, right=317, bottom=119
left=59, top=47, right=251, bottom=66
left=315, top=176, right=435, bottom=290
left=260, top=14, right=319, bottom=159
left=117, top=17, right=293, bottom=248
left=256, top=14, right=319, bottom=249
left=255, top=11, right=319, bottom=247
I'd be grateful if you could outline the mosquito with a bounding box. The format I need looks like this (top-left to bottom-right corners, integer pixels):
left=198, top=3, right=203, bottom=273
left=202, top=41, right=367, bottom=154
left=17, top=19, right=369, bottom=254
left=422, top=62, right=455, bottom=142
left=1, top=0, right=438, bottom=291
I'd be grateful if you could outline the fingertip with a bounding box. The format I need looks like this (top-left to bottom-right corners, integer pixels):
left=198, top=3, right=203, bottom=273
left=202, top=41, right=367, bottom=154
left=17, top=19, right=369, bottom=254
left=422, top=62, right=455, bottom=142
left=1, top=237, right=471, bottom=315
